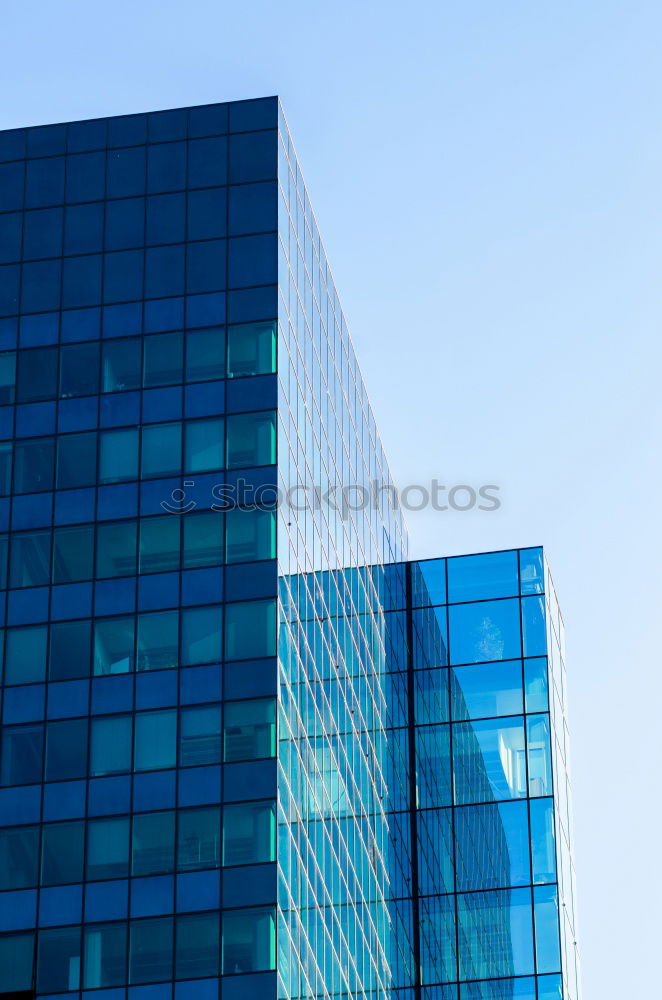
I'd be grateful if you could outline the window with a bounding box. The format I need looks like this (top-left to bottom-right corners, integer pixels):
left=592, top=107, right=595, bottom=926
left=60, top=341, right=100, bottom=397
left=56, top=430, right=97, bottom=488
left=96, top=520, right=137, bottom=578
left=45, top=718, right=88, bottom=781
left=524, top=657, right=549, bottom=712
left=224, top=599, right=276, bottom=660
left=99, top=427, right=139, bottom=483
left=181, top=606, right=222, bottom=666
left=84, top=922, right=127, bottom=989
left=132, top=811, right=175, bottom=876
left=223, top=699, right=276, bottom=762
left=179, top=705, right=221, bottom=767
left=415, top=725, right=452, bottom=809
left=226, top=507, right=275, bottom=563
left=176, top=912, right=220, bottom=979
left=226, top=410, right=276, bottom=469
left=186, top=327, right=225, bottom=382
left=417, top=808, right=454, bottom=895
left=530, top=798, right=556, bottom=884
left=455, top=801, right=530, bottom=891
left=16, top=346, right=57, bottom=402
left=457, top=889, right=534, bottom=979
left=4, top=624, right=47, bottom=684
left=182, top=510, right=223, bottom=568
left=94, top=616, right=135, bottom=675
left=0, top=824, right=39, bottom=889
left=139, top=515, right=180, bottom=574
left=141, top=422, right=182, bottom=478
left=450, top=660, right=523, bottom=721
left=453, top=717, right=527, bottom=804
left=448, top=550, right=520, bottom=603
left=13, top=436, right=54, bottom=493
left=90, top=715, right=132, bottom=776
left=449, top=598, right=522, bottom=665
left=177, top=806, right=221, bottom=871
left=49, top=619, right=91, bottom=681
left=227, top=321, right=276, bottom=377
left=87, top=816, right=130, bottom=880
left=534, top=885, right=562, bottom=974
left=0, top=931, right=34, bottom=993
left=0, top=724, right=43, bottom=785
left=52, top=524, right=94, bottom=583
left=222, top=906, right=275, bottom=974
left=102, top=337, right=141, bottom=392
left=143, top=332, right=183, bottom=388
left=129, top=916, right=173, bottom=986
left=527, top=714, right=553, bottom=797
left=10, top=529, right=51, bottom=588
left=184, top=417, right=224, bottom=473
left=134, top=710, right=177, bottom=771
left=41, top=820, right=84, bottom=885
left=0, top=350, right=16, bottom=403
left=222, top=800, right=275, bottom=867
left=137, top=610, right=179, bottom=671
left=37, top=926, right=82, bottom=994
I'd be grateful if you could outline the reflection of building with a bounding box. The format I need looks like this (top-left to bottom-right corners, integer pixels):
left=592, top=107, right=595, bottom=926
left=0, top=99, right=578, bottom=1000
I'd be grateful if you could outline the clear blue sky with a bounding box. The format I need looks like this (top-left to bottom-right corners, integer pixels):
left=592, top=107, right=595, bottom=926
left=4, top=0, right=661, bottom=993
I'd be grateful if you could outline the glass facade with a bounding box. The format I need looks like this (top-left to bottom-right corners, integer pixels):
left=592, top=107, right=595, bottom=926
left=0, top=98, right=579, bottom=1000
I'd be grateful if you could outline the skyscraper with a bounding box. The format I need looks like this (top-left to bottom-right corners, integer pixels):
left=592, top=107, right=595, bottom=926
left=0, top=97, right=579, bottom=1000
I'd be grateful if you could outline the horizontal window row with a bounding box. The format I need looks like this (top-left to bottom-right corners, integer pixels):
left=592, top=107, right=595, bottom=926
left=0, top=905, right=276, bottom=994
left=406, top=549, right=545, bottom=606
left=0, top=322, right=276, bottom=403
left=0, top=234, right=277, bottom=315
left=1, top=698, right=276, bottom=786
left=414, top=714, right=553, bottom=809
left=1, top=598, right=277, bottom=686
left=0, top=132, right=277, bottom=211
left=0, top=183, right=277, bottom=263
left=0, top=507, right=275, bottom=590
left=0, top=799, right=275, bottom=891
left=0, top=409, right=276, bottom=494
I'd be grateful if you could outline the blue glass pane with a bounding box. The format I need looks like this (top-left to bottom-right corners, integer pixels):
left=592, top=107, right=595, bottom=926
left=451, top=660, right=523, bottom=721
left=530, top=798, right=557, bottom=884
left=419, top=895, right=456, bottom=985
left=457, top=888, right=534, bottom=979
left=417, top=807, right=454, bottom=894
left=519, top=547, right=544, bottom=595
left=460, top=978, right=536, bottom=999
left=521, top=596, right=547, bottom=657
left=453, top=717, right=527, bottom=804
left=449, top=599, right=521, bottom=664
left=416, top=724, right=452, bottom=808
left=411, top=558, right=447, bottom=606
left=448, top=550, right=519, bottom=603
left=533, top=884, right=562, bottom=973
left=455, top=800, right=530, bottom=891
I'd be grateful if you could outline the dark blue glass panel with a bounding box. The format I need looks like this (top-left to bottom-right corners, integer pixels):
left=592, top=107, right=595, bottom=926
left=147, top=141, right=186, bottom=193
left=229, top=132, right=276, bottom=183
left=146, top=192, right=186, bottom=245
left=107, top=146, right=146, bottom=198
left=228, top=234, right=276, bottom=287
left=64, top=202, right=104, bottom=255
left=66, top=151, right=106, bottom=202
left=0, top=162, right=25, bottom=212
left=25, top=157, right=65, bottom=208
left=105, top=197, right=145, bottom=250
left=188, top=137, right=227, bottom=188
left=22, top=206, right=63, bottom=259
left=188, top=187, right=226, bottom=241
left=0, top=212, right=21, bottom=263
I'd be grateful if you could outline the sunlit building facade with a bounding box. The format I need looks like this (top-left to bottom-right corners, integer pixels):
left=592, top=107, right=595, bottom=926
left=0, top=98, right=578, bottom=1000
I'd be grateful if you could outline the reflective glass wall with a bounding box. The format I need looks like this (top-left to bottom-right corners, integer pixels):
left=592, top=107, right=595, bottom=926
left=382, top=548, right=580, bottom=1000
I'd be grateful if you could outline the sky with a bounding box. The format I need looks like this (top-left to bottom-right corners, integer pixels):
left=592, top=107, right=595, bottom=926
left=3, top=0, right=662, bottom=993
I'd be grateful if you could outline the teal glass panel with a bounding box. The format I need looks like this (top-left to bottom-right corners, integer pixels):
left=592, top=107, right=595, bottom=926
left=175, top=912, right=220, bottom=979
left=49, top=619, right=92, bottom=680
left=86, top=816, right=130, bottom=880
left=139, top=515, right=180, bottom=573
left=41, top=820, right=84, bottom=884
left=96, top=519, right=137, bottom=578
left=536, top=973, right=563, bottom=1000
left=182, top=510, right=224, bottom=568
left=527, top=714, right=553, bottom=796
left=450, top=660, right=523, bottom=721
left=129, top=916, right=174, bottom=985
left=448, top=550, right=519, bottom=603
left=179, top=705, right=221, bottom=766
left=226, top=410, right=276, bottom=469
left=181, top=605, right=223, bottom=665
left=224, top=598, right=276, bottom=660
left=52, top=523, right=94, bottom=583
left=134, top=710, right=177, bottom=771
left=223, top=698, right=276, bottom=762
left=132, top=810, right=175, bottom=875
left=225, top=507, right=276, bottom=562
left=143, top=331, right=183, bottom=387
left=530, top=798, right=557, bottom=884
left=457, top=888, right=534, bottom=979
left=45, top=717, right=88, bottom=780
left=102, top=337, right=141, bottom=391
left=37, top=926, right=82, bottom=993
left=186, top=327, right=225, bottom=382
left=449, top=599, right=521, bottom=664
left=0, top=824, right=39, bottom=889
left=4, top=623, right=47, bottom=683
left=94, top=615, right=135, bottom=674
left=99, top=427, right=139, bottom=483
left=417, top=807, right=454, bottom=894
left=177, top=806, right=221, bottom=871
left=10, top=528, right=51, bottom=587
left=227, top=320, right=276, bottom=377
left=13, top=436, right=54, bottom=493
left=533, top=884, right=562, bottom=973
left=460, top=978, right=536, bottom=999
left=184, top=416, right=224, bottom=473
left=137, top=610, right=179, bottom=671
left=419, top=895, right=456, bottom=985
left=83, top=922, right=127, bottom=989
left=521, top=596, right=547, bottom=656
left=453, top=717, right=527, bottom=804
left=56, top=430, right=97, bottom=488
left=141, top=422, right=182, bottom=478
left=222, top=800, right=275, bottom=866
left=221, top=906, right=276, bottom=974
left=524, top=656, right=549, bottom=712
left=90, top=715, right=132, bottom=775
left=0, top=724, right=43, bottom=785
left=455, top=800, right=530, bottom=891
left=519, top=547, right=544, bottom=595
left=0, top=931, right=34, bottom=992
